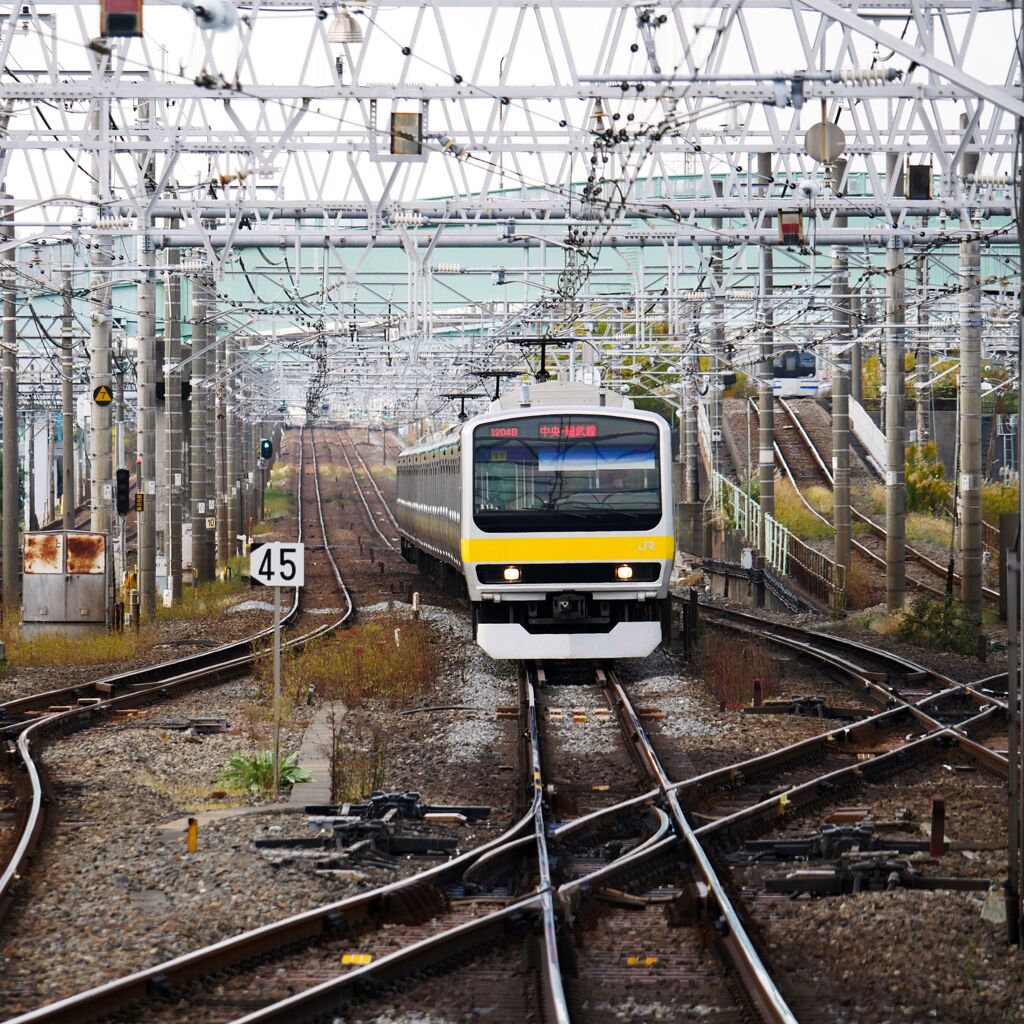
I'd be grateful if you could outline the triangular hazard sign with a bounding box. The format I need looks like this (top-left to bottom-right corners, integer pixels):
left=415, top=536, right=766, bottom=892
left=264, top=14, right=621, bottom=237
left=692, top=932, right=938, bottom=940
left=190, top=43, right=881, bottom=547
left=93, top=386, right=112, bottom=403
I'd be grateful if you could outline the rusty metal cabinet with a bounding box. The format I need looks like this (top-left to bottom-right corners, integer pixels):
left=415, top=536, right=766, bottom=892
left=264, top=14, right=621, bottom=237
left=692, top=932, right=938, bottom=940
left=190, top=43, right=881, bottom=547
left=23, top=531, right=109, bottom=625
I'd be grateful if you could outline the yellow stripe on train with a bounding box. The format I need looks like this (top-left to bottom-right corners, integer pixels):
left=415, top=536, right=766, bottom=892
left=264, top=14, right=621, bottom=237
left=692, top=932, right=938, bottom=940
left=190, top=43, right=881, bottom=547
left=461, top=535, right=674, bottom=563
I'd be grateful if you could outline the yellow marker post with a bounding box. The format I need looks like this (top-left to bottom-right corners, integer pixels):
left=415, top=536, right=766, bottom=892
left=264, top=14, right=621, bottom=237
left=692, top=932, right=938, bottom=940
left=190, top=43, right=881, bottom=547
left=186, top=817, right=198, bottom=853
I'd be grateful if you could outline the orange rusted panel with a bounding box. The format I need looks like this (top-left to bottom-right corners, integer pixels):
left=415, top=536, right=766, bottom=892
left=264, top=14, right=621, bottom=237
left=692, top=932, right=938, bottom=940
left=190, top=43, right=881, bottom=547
left=66, top=533, right=106, bottom=575
left=23, top=533, right=64, bottom=574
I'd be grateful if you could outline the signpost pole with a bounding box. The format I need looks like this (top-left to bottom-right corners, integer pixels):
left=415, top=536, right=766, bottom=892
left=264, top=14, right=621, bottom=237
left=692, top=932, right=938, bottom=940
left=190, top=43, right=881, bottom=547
left=273, top=582, right=282, bottom=796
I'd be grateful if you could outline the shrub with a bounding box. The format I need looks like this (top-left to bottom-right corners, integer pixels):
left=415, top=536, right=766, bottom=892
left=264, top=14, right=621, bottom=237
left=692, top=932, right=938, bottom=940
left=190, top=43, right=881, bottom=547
left=698, top=631, right=778, bottom=708
left=982, top=482, right=1017, bottom=523
left=220, top=751, right=311, bottom=793
left=905, top=443, right=952, bottom=514
left=894, top=596, right=981, bottom=655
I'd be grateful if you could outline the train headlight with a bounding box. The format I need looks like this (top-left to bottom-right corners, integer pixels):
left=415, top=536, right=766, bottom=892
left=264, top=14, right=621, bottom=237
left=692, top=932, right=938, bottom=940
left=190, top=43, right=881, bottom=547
left=615, top=564, right=634, bottom=581
left=503, top=565, right=522, bottom=582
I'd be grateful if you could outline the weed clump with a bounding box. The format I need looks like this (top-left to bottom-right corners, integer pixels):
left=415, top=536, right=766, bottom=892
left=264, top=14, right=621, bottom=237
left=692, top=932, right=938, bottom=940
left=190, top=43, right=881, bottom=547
left=220, top=751, right=311, bottom=794
left=268, top=614, right=438, bottom=709
left=894, top=595, right=981, bottom=655
left=698, top=631, right=778, bottom=708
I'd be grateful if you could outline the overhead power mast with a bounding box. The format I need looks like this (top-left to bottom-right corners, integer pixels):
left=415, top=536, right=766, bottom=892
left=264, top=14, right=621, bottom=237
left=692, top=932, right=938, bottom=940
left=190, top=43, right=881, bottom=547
left=89, top=91, right=113, bottom=542
left=831, top=159, right=852, bottom=598
left=756, top=152, right=775, bottom=552
left=137, top=114, right=158, bottom=618
left=885, top=238, right=907, bottom=611
left=190, top=274, right=210, bottom=583
left=61, top=272, right=75, bottom=531
left=958, top=126, right=983, bottom=619
left=2, top=194, right=18, bottom=615
left=164, top=238, right=183, bottom=605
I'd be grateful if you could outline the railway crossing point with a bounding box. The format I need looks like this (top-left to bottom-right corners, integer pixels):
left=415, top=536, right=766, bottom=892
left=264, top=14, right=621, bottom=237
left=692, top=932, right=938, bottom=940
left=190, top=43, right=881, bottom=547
left=250, top=542, right=306, bottom=794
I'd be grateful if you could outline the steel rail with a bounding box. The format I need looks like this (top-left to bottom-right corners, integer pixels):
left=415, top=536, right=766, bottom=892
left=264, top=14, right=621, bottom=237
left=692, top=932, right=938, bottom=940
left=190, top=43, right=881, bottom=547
left=328, top=429, right=398, bottom=551
left=5, top=659, right=556, bottom=1024
left=599, top=664, right=799, bottom=1024
left=343, top=431, right=400, bottom=530
left=777, top=397, right=999, bottom=603
left=0, top=426, right=354, bottom=928
left=693, top=601, right=1008, bottom=774
left=758, top=396, right=946, bottom=602
left=693, top=706, right=1006, bottom=842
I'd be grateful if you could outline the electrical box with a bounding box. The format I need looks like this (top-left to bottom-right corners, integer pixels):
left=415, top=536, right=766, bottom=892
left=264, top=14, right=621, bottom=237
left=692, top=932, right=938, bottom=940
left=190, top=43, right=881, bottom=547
left=100, top=0, right=143, bottom=37
left=390, top=111, right=424, bottom=157
left=906, top=163, right=932, bottom=200
left=23, top=531, right=110, bottom=631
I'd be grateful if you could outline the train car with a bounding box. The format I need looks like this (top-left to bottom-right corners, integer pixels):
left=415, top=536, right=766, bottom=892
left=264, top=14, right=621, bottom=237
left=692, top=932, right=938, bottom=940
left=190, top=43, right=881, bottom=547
left=396, top=382, right=675, bottom=660
left=772, top=347, right=827, bottom=398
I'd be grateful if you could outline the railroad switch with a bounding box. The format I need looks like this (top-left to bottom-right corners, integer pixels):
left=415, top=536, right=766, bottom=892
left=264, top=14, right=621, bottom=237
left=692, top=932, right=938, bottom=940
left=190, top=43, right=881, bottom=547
left=741, top=822, right=929, bottom=861
left=765, top=852, right=991, bottom=897
left=307, top=791, right=490, bottom=822
left=741, top=695, right=867, bottom=720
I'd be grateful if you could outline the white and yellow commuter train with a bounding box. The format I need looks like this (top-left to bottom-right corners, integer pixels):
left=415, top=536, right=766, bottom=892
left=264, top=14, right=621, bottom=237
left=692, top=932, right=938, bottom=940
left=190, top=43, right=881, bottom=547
left=396, top=382, right=675, bottom=660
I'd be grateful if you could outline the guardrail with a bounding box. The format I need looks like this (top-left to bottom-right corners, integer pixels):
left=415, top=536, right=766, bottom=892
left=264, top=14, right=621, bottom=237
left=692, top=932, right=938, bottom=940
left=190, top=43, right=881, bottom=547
left=711, top=471, right=844, bottom=609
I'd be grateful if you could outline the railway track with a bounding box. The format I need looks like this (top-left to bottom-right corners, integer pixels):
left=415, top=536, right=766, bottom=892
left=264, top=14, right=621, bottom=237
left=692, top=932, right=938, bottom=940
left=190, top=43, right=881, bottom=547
left=772, top=398, right=999, bottom=605
left=0, top=427, right=352, bottom=927
left=12, top=429, right=1010, bottom=1022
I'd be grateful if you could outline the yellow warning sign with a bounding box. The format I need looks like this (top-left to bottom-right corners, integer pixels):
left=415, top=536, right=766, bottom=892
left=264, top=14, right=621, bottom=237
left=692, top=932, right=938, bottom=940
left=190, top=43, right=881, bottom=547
left=93, top=385, right=114, bottom=405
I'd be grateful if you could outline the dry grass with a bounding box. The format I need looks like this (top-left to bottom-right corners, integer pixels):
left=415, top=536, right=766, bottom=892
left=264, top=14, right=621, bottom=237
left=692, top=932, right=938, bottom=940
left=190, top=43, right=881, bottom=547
left=1, top=619, right=157, bottom=667
left=264, top=462, right=296, bottom=521
left=843, top=559, right=876, bottom=609
left=853, top=483, right=886, bottom=517
left=773, top=477, right=832, bottom=541
left=803, top=485, right=834, bottom=518
left=906, top=512, right=954, bottom=551
left=699, top=631, right=778, bottom=708
left=263, top=614, right=438, bottom=710
left=157, top=557, right=248, bottom=621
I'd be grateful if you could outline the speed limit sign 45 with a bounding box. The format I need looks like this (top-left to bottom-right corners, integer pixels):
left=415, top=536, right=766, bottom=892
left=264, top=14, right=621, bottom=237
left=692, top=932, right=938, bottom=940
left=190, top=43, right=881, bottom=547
left=250, top=542, right=305, bottom=587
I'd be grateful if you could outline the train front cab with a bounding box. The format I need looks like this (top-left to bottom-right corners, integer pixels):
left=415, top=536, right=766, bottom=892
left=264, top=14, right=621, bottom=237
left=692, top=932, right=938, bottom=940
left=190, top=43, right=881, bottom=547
left=462, top=408, right=674, bottom=660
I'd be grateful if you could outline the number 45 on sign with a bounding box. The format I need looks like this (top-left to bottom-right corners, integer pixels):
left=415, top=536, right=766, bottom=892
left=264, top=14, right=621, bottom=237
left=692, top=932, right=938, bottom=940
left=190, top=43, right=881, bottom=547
left=250, top=542, right=305, bottom=588
left=248, top=541, right=304, bottom=798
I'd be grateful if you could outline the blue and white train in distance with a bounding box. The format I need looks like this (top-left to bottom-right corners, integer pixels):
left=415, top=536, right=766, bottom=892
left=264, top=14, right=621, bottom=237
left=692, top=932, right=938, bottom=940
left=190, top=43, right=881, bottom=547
left=772, top=348, right=829, bottom=398
left=396, top=381, right=675, bottom=661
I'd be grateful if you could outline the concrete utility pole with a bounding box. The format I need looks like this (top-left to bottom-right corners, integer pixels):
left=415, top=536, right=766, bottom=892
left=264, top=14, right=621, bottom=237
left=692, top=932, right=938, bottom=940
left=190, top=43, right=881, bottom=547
left=2, top=197, right=18, bottom=615
left=830, top=160, right=852, bottom=592
left=849, top=291, right=863, bottom=405
left=226, top=337, right=240, bottom=559
left=61, top=273, right=75, bottom=530
left=885, top=239, right=907, bottom=611
left=915, top=249, right=931, bottom=448
left=164, top=243, right=183, bottom=604
left=959, top=117, right=983, bottom=619
left=204, top=277, right=218, bottom=577
left=88, top=95, right=113, bottom=542
left=190, top=275, right=210, bottom=583
left=959, top=237, right=983, bottom=616
left=756, top=151, right=775, bottom=550
left=216, top=331, right=228, bottom=565
left=709, top=179, right=725, bottom=467
left=137, top=229, right=157, bottom=620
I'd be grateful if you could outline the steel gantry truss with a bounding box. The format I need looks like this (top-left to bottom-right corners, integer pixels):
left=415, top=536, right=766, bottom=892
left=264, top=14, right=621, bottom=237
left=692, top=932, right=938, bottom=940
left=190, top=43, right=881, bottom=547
left=0, top=0, right=1018, bottom=620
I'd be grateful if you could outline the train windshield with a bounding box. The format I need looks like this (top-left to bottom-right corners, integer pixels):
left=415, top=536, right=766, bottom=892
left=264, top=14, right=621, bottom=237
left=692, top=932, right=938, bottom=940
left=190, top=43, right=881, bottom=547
left=473, top=415, right=662, bottom=532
